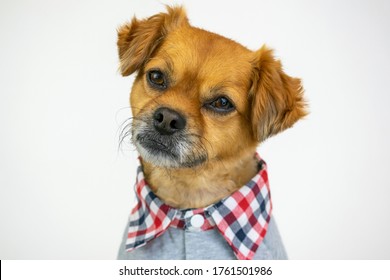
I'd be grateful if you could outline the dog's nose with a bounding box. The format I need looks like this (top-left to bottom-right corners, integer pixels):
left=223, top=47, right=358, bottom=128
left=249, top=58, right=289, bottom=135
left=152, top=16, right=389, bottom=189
left=153, top=107, right=186, bottom=135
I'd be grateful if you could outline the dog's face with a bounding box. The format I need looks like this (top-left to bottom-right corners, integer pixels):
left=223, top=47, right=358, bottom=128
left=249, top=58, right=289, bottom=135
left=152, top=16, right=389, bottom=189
left=118, top=7, right=306, bottom=169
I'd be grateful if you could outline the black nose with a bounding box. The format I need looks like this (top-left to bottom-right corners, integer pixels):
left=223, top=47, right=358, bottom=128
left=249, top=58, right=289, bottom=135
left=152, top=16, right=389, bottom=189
left=153, top=107, right=186, bottom=135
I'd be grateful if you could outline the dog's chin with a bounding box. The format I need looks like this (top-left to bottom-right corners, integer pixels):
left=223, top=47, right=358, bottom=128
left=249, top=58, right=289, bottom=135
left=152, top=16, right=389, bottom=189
left=135, top=139, right=207, bottom=169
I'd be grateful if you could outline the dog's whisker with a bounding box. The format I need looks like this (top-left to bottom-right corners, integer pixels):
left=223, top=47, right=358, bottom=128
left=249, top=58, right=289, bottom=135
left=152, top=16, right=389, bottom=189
left=117, top=117, right=142, bottom=153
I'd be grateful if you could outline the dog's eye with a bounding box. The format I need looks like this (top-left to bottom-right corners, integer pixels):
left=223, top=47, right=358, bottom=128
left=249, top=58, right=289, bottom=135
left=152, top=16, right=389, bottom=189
left=208, top=97, right=235, bottom=113
left=147, top=70, right=167, bottom=89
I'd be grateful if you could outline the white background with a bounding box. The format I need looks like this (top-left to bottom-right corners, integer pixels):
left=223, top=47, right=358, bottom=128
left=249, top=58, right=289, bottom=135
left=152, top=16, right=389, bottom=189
left=1, top=0, right=389, bottom=259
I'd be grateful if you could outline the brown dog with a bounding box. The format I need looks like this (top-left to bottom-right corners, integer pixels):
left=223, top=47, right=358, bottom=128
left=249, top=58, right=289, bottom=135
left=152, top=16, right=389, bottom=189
left=117, top=6, right=306, bottom=260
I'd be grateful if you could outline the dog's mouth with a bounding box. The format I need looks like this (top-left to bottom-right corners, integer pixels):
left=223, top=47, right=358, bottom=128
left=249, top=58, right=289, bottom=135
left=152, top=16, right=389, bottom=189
left=137, top=136, right=177, bottom=160
left=133, top=124, right=207, bottom=168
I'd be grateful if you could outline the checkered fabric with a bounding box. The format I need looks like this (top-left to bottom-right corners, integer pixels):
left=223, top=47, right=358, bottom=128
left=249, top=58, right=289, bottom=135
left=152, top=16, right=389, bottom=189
left=125, top=154, right=272, bottom=260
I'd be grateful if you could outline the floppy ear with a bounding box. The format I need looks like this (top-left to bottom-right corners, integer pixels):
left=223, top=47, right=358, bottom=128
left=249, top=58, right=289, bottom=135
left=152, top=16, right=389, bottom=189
left=250, top=46, right=307, bottom=142
left=117, top=6, right=189, bottom=76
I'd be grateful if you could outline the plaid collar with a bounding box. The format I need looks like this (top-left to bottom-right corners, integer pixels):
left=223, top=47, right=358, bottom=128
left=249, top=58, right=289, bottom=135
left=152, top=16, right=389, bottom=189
left=125, top=154, right=272, bottom=260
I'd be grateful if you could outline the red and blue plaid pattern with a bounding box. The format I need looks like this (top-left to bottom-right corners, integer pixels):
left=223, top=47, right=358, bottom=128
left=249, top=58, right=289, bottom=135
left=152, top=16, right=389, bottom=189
left=125, top=155, right=272, bottom=260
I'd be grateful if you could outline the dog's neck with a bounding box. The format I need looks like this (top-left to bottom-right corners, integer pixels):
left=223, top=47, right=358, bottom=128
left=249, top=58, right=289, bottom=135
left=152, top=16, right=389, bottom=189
left=142, top=151, right=259, bottom=209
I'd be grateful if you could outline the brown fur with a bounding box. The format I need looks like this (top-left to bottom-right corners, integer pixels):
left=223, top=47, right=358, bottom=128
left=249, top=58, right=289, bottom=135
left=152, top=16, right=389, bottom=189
left=117, top=6, right=307, bottom=208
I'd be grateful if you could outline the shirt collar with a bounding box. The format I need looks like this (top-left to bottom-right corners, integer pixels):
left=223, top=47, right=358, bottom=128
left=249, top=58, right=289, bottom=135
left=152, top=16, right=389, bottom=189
left=125, top=154, right=272, bottom=260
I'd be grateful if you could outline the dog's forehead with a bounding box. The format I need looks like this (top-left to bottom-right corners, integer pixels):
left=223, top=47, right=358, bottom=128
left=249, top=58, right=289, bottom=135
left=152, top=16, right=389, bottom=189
left=154, top=26, right=253, bottom=84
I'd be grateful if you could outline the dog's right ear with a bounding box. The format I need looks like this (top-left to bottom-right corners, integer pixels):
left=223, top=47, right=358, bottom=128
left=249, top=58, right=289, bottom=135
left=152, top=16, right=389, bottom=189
left=117, top=6, right=188, bottom=76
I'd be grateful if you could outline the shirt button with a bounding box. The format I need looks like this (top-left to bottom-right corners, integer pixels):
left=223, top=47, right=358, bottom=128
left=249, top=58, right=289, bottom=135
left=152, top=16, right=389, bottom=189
left=190, top=214, right=204, bottom=228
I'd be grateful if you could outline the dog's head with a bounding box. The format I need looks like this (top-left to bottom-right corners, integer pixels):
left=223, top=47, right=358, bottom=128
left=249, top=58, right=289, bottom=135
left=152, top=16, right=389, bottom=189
left=118, top=6, right=306, bottom=168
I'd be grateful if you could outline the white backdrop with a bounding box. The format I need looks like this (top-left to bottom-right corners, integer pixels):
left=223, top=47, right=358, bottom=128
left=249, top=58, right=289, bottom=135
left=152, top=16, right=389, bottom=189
left=1, top=0, right=389, bottom=259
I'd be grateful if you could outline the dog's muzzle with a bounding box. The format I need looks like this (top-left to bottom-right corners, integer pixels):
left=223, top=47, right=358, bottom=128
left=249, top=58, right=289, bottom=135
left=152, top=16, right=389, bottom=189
left=132, top=107, right=207, bottom=168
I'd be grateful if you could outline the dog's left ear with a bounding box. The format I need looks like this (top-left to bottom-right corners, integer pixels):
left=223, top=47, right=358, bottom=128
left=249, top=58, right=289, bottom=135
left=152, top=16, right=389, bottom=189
left=250, top=46, right=307, bottom=142
left=117, top=6, right=189, bottom=76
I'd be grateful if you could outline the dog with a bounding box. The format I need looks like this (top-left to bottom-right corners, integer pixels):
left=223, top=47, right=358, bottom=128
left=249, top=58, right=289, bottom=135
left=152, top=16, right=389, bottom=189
left=116, top=6, right=306, bottom=260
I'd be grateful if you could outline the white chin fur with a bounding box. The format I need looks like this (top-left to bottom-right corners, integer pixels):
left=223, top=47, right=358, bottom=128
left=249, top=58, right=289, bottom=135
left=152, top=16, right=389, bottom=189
left=135, top=141, right=182, bottom=168
left=132, top=124, right=206, bottom=168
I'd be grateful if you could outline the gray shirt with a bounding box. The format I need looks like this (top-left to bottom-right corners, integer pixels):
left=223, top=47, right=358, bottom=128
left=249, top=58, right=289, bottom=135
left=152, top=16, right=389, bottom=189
left=117, top=216, right=287, bottom=260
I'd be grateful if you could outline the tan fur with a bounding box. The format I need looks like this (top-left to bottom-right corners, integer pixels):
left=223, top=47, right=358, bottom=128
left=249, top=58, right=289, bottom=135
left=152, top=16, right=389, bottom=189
left=117, top=6, right=307, bottom=208
left=142, top=151, right=258, bottom=208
